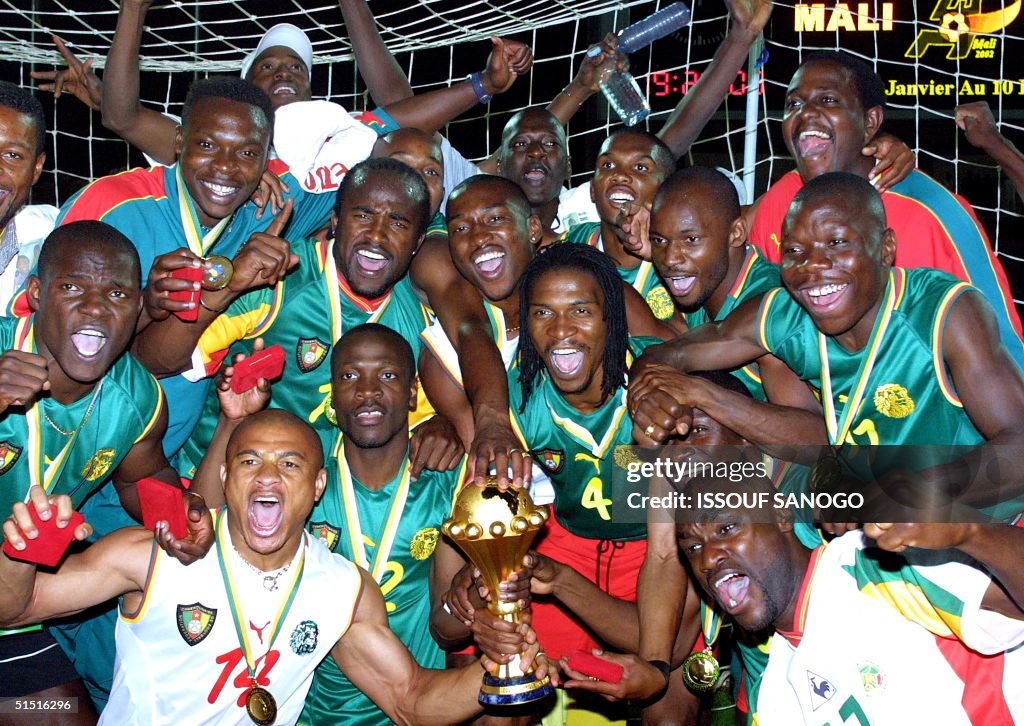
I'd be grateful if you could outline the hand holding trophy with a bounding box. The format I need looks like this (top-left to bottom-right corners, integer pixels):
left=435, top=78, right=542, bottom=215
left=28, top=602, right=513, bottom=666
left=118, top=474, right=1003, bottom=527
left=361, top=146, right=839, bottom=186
left=442, top=476, right=554, bottom=705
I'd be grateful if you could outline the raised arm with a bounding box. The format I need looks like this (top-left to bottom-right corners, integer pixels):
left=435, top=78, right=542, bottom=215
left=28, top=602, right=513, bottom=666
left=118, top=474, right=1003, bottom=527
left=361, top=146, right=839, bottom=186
left=957, top=101, right=1024, bottom=205
left=339, top=0, right=413, bottom=107
left=381, top=37, right=532, bottom=135
left=657, top=0, right=772, bottom=156
left=102, top=0, right=179, bottom=164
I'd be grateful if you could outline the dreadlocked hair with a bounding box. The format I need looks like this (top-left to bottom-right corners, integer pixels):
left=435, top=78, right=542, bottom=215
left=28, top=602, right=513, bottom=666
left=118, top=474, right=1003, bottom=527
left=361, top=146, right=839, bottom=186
left=517, top=243, right=627, bottom=411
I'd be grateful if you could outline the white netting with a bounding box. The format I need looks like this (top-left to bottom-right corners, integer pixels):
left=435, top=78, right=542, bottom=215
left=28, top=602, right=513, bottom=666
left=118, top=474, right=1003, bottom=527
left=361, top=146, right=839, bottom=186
left=0, top=0, right=1021, bottom=307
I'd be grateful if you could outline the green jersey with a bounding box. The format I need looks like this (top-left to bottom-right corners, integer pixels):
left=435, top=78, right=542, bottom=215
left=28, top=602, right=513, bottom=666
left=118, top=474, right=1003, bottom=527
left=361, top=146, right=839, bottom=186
left=561, top=223, right=675, bottom=321
left=177, top=237, right=431, bottom=478
left=683, top=246, right=779, bottom=401
left=508, top=336, right=659, bottom=541
left=758, top=267, right=983, bottom=448
left=0, top=316, right=163, bottom=515
left=299, top=430, right=465, bottom=726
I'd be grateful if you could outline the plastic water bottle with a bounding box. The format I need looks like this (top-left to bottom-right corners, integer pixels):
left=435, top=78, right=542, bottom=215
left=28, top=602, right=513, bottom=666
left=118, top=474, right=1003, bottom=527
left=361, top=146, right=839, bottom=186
left=588, top=3, right=692, bottom=126
left=596, top=68, right=650, bottom=126
left=617, top=2, right=693, bottom=55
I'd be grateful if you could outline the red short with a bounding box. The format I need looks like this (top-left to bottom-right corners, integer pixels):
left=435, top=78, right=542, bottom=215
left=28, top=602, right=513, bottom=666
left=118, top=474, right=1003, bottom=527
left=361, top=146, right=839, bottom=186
left=531, top=509, right=646, bottom=661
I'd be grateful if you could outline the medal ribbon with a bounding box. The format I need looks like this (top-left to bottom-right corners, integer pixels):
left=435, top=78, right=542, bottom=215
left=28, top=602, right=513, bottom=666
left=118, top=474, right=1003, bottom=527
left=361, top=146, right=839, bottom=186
left=215, top=509, right=305, bottom=678
left=322, top=239, right=393, bottom=344
left=175, top=166, right=230, bottom=256
left=818, top=270, right=898, bottom=446
left=334, top=439, right=411, bottom=582
left=16, top=318, right=101, bottom=496
left=484, top=302, right=508, bottom=352
left=699, top=600, right=721, bottom=648
left=630, top=261, right=654, bottom=297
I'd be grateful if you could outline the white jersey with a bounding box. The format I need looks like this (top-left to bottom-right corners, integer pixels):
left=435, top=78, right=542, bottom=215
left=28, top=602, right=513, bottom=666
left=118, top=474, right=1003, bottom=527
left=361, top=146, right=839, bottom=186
left=103, top=530, right=362, bottom=726
left=756, top=531, right=1024, bottom=725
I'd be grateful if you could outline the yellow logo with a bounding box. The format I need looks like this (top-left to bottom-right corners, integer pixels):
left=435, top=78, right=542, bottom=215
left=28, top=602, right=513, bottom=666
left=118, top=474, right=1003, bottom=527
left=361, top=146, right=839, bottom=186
left=646, top=286, right=675, bottom=321
left=410, top=527, right=439, bottom=560
left=907, top=0, right=1021, bottom=59
left=81, top=448, right=115, bottom=481
left=613, top=446, right=641, bottom=470
left=873, top=384, right=915, bottom=419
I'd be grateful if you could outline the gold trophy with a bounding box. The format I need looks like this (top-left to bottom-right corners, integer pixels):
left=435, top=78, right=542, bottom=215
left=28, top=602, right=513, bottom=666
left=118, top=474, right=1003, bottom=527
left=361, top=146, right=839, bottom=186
left=442, top=477, right=554, bottom=706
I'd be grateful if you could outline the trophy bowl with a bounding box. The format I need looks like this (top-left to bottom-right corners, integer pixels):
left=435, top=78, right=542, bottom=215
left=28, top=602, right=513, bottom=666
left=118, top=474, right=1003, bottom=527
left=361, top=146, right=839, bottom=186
left=442, top=477, right=553, bottom=706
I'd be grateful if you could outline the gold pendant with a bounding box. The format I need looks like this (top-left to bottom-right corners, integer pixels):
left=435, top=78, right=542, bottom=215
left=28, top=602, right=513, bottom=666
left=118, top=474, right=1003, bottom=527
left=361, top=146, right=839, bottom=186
left=245, top=684, right=277, bottom=725
left=203, top=255, right=234, bottom=290
left=682, top=648, right=720, bottom=692
left=811, top=452, right=841, bottom=493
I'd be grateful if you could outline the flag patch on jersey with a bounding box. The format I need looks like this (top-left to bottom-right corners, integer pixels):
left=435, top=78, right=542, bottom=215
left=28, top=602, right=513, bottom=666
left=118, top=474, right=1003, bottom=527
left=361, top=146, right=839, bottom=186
left=533, top=448, right=564, bottom=475
left=290, top=620, right=319, bottom=655
left=858, top=662, right=885, bottom=694
left=807, top=671, right=836, bottom=711
left=0, top=441, right=22, bottom=476
left=296, top=337, right=330, bottom=373
left=177, top=602, right=217, bottom=646
left=310, top=521, right=340, bottom=552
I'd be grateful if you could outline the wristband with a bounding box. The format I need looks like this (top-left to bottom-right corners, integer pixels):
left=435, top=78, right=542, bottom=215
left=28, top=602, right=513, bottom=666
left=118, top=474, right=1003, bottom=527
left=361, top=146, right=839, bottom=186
left=647, top=659, right=671, bottom=681
left=467, top=72, right=493, bottom=104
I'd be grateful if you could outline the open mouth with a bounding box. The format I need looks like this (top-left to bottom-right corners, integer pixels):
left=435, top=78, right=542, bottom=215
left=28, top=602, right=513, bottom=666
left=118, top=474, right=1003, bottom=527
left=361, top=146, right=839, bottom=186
left=71, top=329, right=107, bottom=358
left=797, top=129, right=832, bottom=157
left=712, top=571, right=750, bottom=613
left=549, top=347, right=584, bottom=376
left=249, top=494, right=284, bottom=537
left=804, top=282, right=849, bottom=308
left=523, top=165, right=548, bottom=184
left=355, top=249, right=389, bottom=274
left=473, top=249, right=506, bottom=277
left=666, top=275, right=696, bottom=298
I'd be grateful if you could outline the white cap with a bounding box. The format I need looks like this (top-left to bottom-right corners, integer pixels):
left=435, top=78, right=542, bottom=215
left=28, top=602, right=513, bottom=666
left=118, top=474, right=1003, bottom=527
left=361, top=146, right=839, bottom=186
left=240, top=23, right=313, bottom=81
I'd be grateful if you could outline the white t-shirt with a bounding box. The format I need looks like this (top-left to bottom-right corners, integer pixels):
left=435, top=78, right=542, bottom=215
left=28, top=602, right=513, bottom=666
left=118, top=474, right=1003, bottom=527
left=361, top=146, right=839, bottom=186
left=756, top=531, right=1024, bottom=725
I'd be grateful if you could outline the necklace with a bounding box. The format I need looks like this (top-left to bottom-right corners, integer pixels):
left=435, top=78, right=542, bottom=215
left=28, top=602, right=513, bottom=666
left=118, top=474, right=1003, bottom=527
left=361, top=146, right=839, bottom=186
left=505, top=325, right=519, bottom=335
left=234, top=546, right=292, bottom=592
left=40, top=383, right=104, bottom=437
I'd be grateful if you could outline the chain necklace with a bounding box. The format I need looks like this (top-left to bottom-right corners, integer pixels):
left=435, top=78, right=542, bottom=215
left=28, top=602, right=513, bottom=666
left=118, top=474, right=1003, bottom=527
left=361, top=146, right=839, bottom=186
left=40, top=382, right=104, bottom=437
left=233, top=546, right=293, bottom=592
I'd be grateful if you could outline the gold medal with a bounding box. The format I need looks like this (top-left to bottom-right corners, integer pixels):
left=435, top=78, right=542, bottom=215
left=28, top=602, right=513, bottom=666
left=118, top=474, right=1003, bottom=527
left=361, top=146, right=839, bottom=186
left=203, top=255, right=234, bottom=290
left=682, top=648, right=720, bottom=692
left=811, top=452, right=842, bottom=493
left=245, top=684, right=277, bottom=725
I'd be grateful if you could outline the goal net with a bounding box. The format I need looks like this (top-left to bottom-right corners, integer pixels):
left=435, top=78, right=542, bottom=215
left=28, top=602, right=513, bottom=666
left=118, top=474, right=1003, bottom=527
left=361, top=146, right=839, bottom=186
left=1, top=0, right=1021, bottom=310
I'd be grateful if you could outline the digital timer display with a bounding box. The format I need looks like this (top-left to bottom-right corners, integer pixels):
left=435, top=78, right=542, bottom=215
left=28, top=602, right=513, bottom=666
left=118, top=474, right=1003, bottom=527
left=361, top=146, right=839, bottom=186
left=649, top=69, right=765, bottom=98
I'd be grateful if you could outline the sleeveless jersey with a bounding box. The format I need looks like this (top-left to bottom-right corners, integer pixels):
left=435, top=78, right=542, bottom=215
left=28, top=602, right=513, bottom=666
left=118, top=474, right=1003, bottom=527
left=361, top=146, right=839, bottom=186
left=420, top=301, right=518, bottom=389
left=507, top=337, right=659, bottom=541
left=176, top=237, right=431, bottom=478
left=0, top=317, right=163, bottom=515
left=682, top=246, right=779, bottom=400
left=755, top=532, right=1024, bottom=725
left=749, top=169, right=1024, bottom=373
left=300, top=434, right=464, bottom=725
left=102, top=526, right=361, bottom=726
left=560, top=223, right=675, bottom=321
left=757, top=267, right=984, bottom=449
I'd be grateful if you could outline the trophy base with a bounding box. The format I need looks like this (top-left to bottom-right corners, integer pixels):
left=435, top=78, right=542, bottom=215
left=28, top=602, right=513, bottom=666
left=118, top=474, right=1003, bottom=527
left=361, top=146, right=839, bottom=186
left=479, top=673, right=554, bottom=706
